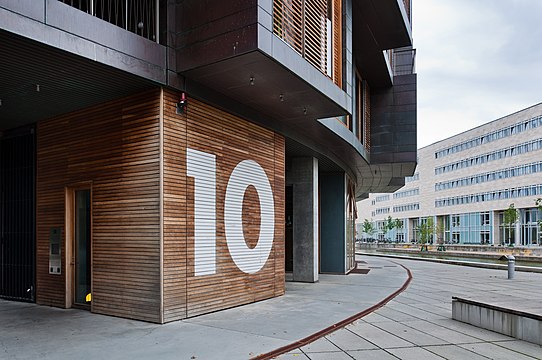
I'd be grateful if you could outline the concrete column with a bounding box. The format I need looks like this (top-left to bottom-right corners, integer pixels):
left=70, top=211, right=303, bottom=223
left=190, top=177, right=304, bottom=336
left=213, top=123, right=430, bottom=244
left=492, top=210, right=500, bottom=245
left=515, top=211, right=522, bottom=246
left=514, top=209, right=525, bottom=246
left=289, top=157, right=319, bottom=282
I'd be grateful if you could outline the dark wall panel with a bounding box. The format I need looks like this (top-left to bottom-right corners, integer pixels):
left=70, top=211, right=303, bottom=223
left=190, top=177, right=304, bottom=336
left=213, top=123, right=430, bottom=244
left=0, top=127, right=35, bottom=301
left=370, top=74, right=417, bottom=164
left=320, top=172, right=345, bottom=273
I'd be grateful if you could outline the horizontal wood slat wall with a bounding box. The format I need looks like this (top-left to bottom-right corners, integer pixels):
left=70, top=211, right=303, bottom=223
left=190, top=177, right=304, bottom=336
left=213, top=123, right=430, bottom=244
left=36, top=89, right=162, bottom=322
left=163, top=90, right=285, bottom=321
left=162, top=90, right=188, bottom=321
left=37, top=87, right=284, bottom=323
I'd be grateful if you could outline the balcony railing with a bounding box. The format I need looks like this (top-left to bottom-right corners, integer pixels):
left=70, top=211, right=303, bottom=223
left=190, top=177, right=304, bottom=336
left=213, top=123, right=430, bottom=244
left=273, top=0, right=342, bottom=88
left=59, top=0, right=159, bottom=43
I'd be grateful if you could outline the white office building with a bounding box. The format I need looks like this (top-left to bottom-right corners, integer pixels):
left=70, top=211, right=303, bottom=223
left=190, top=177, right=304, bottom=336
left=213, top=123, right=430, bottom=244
left=358, top=103, right=542, bottom=246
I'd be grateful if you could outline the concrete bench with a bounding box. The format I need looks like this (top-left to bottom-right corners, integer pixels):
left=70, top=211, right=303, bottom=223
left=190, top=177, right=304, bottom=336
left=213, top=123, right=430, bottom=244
left=452, top=296, right=542, bottom=345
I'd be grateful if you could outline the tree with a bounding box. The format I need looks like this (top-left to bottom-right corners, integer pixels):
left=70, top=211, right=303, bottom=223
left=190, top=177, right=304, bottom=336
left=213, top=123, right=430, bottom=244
left=393, top=218, right=403, bottom=231
left=361, top=219, right=376, bottom=240
left=393, top=218, right=404, bottom=242
left=383, top=216, right=395, bottom=241
left=503, top=204, right=519, bottom=246
left=418, top=217, right=435, bottom=246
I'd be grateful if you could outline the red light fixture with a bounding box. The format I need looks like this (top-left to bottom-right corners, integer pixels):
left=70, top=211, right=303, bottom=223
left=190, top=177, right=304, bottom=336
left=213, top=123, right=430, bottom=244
left=176, top=92, right=187, bottom=114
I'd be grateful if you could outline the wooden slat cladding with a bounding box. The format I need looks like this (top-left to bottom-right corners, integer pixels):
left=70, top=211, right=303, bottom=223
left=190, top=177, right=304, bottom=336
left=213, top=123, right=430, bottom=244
left=162, top=89, right=188, bottom=322
left=36, top=89, right=162, bottom=322
left=37, top=87, right=284, bottom=323
left=273, top=0, right=342, bottom=88
left=162, top=90, right=285, bottom=321
left=331, top=0, right=342, bottom=88
left=273, top=0, right=303, bottom=55
left=303, top=0, right=327, bottom=73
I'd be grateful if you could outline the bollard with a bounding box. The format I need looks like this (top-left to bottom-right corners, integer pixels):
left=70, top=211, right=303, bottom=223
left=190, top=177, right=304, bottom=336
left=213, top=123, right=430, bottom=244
left=507, top=255, right=515, bottom=280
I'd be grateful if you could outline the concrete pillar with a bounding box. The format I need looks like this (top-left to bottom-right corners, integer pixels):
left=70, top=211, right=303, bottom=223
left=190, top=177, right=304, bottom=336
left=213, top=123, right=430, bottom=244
left=515, top=211, right=522, bottom=246
left=514, top=213, right=523, bottom=246
left=289, top=157, right=319, bottom=282
left=492, top=210, right=500, bottom=245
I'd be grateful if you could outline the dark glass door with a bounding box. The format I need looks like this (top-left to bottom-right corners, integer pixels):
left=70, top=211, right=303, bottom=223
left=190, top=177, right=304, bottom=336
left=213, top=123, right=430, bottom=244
left=74, top=190, right=91, bottom=306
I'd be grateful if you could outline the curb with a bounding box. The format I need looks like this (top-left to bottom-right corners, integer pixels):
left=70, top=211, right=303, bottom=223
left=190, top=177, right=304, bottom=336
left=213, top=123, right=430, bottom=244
left=251, top=261, right=413, bottom=360
left=358, top=252, right=542, bottom=273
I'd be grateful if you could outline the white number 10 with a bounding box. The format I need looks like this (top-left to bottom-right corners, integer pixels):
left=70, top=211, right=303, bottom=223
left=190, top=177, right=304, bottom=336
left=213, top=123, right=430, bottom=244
left=187, top=148, right=275, bottom=276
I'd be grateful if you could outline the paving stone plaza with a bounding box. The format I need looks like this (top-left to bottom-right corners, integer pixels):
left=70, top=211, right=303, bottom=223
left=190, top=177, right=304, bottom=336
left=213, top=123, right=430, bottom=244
left=2, top=256, right=541, bottom=359
left=280, top=256, right=542, bottom=359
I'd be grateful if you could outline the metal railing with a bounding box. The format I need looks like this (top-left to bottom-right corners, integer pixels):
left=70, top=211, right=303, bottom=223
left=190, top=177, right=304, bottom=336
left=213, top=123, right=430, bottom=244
left=59, top=0, right=159, bottom=43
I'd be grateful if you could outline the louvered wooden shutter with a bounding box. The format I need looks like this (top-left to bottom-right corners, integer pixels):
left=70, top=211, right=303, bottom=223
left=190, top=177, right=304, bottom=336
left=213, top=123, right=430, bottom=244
left=273, top=0, right=304, bottom=55
left=332, top=0, right=342, bottom=88
left=303, top=0, right=327, bottom=72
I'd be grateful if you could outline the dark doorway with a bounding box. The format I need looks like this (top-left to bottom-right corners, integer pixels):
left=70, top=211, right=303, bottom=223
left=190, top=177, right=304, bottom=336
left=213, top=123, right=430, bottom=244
left=73, top=189, right=91, bottom=307
left=0, top=126, right=36, bottom=302
left=285, top=185, right=293, bottom=272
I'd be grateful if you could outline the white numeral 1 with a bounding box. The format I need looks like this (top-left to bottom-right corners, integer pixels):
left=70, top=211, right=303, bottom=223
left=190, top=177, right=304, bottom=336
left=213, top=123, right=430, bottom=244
left=186, top=148, right=216, bottom=276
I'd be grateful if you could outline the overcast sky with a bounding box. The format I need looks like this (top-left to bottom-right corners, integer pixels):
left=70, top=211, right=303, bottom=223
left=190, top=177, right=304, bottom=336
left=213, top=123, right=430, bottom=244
left=413, top=0, right=542, bottom=148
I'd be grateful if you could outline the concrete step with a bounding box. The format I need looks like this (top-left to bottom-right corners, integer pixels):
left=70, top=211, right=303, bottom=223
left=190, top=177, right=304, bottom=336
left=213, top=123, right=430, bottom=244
left=452, top=296, right=542, bottom=345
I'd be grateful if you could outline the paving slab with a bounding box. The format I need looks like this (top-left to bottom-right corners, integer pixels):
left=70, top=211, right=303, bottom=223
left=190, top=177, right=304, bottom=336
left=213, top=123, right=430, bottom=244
left=430, top=318, right=514, bottom=342
left=371, top=320, right=449, bottom=346
left=401, top=320, right=486, bottom=344
left=491, top=340, right=542, bottom=358
left=347, top=322, right=415, bottom=349
left=386, top=346, right=446, bottom=360
left=422, top=344, right=491, bottom=360
left=278, top=352, right=310, bottom=360
left=458, top=342, right=539, bottom=360
left=359, top=312, right=396, bottom=323
left=324, top=328, right=377, bottom=351
left=347, top=349, right=399, bottom=360
left=305, top=351, right=352, bottom=360
left=300, top=337, right=341, bottom=353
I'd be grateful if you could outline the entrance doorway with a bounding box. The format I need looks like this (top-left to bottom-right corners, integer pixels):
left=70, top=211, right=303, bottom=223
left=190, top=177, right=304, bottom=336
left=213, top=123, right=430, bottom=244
left=66, top=187, right=92, bottom=308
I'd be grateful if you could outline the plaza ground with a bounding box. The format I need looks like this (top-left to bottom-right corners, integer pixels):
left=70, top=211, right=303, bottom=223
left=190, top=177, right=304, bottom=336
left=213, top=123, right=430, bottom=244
left=1, top=256, right=541, bottom=359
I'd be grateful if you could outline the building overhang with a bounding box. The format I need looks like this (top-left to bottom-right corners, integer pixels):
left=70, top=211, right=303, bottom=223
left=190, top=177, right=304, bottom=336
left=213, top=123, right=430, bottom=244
left=353, top=0, right=412, bottom=51
left=0, top=29, right=156, bottom=131
left=352, top=0, right=413, bottom=87
left=0, top=1, right=171, bottom=130
left=182, top=49, right=348, bottom=126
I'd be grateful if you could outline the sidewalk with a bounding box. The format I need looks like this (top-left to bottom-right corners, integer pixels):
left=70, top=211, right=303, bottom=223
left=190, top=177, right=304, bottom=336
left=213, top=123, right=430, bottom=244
left=0, top=257, right=406, bottom=360
left=279, top=257, right=542, bottom=359
left=1, top=256, right=541, bottom=359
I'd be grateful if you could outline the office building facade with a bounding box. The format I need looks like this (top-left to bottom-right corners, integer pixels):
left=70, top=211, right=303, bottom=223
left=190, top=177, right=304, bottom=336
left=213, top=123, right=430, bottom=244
left=0, top=0, right=416, bottom=322
left=359, top=104, right=542, bottom=247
